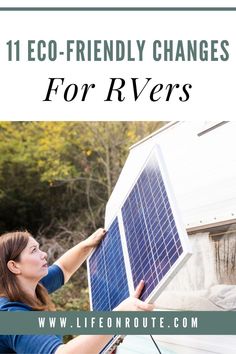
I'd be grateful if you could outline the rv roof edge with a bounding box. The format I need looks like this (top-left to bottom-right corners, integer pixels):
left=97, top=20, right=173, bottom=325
left=187, top=219, right=236, bottom=234
left=129, top=121, right=179, bottom=150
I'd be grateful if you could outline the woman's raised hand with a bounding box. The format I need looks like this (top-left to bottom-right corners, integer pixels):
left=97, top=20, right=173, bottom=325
left=84, top=228, right=107, bottom=248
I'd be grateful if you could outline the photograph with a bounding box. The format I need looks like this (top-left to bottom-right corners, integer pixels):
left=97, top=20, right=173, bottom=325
left=0, top=121, right=236, bottom=353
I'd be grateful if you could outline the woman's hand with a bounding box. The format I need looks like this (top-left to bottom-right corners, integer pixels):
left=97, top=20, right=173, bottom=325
left=55, top=228, right=106, bottom=283
left=114, top=280, right=155, bottom=311
left=83, top=228, right=106, bottom=249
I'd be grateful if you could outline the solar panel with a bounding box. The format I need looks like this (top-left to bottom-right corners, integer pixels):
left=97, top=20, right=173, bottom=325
left=121, top=151, right=183, bottom=301
left=87, top=144, right=191, bottom=311
left=88, top=217, right=129, bottom=311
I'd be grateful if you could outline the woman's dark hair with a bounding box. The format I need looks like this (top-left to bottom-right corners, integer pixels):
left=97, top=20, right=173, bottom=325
left=0, top=231, right=55, bottom=311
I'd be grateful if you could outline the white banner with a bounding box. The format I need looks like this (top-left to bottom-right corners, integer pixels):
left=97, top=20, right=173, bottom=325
left=0, top=4, right=235, bottom=120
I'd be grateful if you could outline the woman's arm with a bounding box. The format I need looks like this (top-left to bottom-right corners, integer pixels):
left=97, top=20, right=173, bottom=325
left=54, top=228, right=106, bottom=283
left=55, top=281, right=155, bottom=354
left=54, top=334, right=113, bottom=354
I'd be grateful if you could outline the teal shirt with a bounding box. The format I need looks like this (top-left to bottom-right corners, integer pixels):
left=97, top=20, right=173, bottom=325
left=0, top=264, right=64, bottom=354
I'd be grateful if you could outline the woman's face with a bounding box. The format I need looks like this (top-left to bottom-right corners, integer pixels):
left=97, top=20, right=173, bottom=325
left=15, top=236, right=48, bottom=281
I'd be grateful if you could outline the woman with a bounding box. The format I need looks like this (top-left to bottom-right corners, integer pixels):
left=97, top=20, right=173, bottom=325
left=0, top=229, right=155, bottom=354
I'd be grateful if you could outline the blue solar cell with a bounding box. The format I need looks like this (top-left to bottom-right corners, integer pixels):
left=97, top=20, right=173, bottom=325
left=121, top=151, right=183, bottom=301
left=89, top=242, right=110, bottom=310
left=89, top=217, right=129, bottom=311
